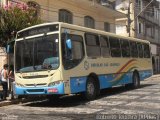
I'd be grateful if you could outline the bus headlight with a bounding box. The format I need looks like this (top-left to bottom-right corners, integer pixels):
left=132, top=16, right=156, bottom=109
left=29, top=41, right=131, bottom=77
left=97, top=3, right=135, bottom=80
left=48, top=80, right=64, bottom=87
left=16, top=83, right=24, bottom=87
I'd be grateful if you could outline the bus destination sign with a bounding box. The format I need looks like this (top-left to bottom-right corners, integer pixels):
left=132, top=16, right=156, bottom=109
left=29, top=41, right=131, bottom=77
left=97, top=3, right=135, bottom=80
left=17, top=24, right=59, bottom=39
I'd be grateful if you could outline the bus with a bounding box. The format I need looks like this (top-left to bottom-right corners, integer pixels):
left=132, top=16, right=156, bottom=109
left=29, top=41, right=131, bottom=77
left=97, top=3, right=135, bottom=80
left=13, top=22, right=152, bottom=100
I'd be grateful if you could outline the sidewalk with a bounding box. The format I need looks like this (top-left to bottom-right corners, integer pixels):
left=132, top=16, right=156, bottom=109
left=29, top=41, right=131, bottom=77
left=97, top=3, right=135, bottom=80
left=151, top=74, right=160, bottom=78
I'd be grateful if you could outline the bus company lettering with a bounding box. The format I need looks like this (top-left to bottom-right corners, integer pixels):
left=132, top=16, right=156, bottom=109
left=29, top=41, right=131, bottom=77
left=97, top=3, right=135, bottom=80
left=110, top=63, right=120, bottom=67
left=90, top=63, right=120, bottom=68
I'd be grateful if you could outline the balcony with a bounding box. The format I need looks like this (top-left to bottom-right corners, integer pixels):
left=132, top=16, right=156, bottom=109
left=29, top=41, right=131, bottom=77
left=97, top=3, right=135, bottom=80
left=135, top=8, right=160, bottom=25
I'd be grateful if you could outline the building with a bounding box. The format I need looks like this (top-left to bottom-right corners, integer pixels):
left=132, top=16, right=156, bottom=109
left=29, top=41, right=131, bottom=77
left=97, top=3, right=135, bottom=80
left=6, top=0, right=125, bottom=33
left=0, top=0, right=7, bottom=69
left=116, top=0, right=160, bottom=74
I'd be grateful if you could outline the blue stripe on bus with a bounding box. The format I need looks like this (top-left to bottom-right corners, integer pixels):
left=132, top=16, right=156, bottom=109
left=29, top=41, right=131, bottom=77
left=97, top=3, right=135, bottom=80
left=98, top=72, right=133, bottom=89
left=14, top=82, right=65, bottom=95
left=70, top=77, right=87, bottom=94
left=139, top=70, right=152, bottom=80
left=70, top=70, right=152, bottom=93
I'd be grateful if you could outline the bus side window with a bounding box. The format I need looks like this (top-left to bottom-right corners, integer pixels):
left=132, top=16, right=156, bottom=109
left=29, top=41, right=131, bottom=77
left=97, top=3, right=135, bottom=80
left=130, top=41, right=138, bottom=58
left=100, top=36, right=110, bottom=57
left=109, top=37, right=121, bottom=57
left=137, top=43, right=143, bottom=58
left=120, top=39, right=130, bottom=57
left=61, top=33, right=84, bottom=70
left=85, top=33, right=100, bottom=58
left=143, top=44, right=150, bottom=58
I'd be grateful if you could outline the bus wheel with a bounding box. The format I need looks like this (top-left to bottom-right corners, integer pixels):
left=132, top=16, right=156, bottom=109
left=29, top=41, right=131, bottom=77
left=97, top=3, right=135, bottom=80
left=84, top=77, right=97, bottom=100
left=132, top=72, right=140, bottom=88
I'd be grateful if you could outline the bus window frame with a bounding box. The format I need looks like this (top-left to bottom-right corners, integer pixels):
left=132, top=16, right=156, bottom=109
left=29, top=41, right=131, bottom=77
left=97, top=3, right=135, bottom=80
left=99, top=35, right=110, bottom=58
left=137, top=42, right=144, bottom=58
left=109, top=36, right=121, bottom=58
left=85, top=33, right=101, bottom=58
left=120, top=39, right=131, bottom=58
left=61, top=33, right=85, bottom=70
left=130, top=41, right=138, bottom=58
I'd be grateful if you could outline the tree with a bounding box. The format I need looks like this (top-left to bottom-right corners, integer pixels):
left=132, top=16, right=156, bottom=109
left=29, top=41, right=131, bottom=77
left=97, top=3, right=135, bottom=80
left=0, top=3, right=42, bottom=47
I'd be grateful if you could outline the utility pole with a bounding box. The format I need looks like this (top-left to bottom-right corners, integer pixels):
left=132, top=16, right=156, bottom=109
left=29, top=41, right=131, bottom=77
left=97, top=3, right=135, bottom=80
left=127, top=0, right=155, bottom=37
left=127, top=0, right=131, bottom=37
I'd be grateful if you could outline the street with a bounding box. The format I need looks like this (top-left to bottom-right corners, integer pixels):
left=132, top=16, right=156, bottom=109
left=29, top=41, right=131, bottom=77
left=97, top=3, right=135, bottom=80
left=0, top=76, right=160, bottom=120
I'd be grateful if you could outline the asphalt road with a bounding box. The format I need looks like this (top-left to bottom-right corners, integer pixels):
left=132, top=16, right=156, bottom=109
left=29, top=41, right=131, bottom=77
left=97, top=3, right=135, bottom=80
left=0, top=76, right=160, bottom=120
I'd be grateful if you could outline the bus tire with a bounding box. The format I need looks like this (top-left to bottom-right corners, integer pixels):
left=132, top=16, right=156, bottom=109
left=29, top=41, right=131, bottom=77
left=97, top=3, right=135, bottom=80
left=132, top=72, right=140, bottom=89
left=84, top=77, right=97, bottom=100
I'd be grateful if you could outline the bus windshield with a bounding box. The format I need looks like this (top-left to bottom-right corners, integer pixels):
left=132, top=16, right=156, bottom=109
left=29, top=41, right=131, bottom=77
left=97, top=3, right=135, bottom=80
left=15, top=34, right=59, bottom=72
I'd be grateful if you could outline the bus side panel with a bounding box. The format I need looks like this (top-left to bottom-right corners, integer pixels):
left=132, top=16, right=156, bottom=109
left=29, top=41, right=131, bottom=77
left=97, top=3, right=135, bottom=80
left=99, top=72, right=132, bottom=89
left=70, top=77, right=87, bottom=93
left=69, top=72, right=133, bottom=94
left=139, top=70, right=153, bottom=81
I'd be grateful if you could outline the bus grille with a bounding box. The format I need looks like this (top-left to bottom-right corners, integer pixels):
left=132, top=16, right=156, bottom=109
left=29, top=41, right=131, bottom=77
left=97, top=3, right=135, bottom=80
left=26, top=89, right=44, bottom=93
left=23, top=75, right=48, bottom=79
left=25, top=83, right=47, bottom=87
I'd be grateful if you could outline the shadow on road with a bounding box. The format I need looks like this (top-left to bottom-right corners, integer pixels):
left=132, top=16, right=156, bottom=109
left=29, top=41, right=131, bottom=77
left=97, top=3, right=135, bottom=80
left=23, top=83, right=155, bottom=108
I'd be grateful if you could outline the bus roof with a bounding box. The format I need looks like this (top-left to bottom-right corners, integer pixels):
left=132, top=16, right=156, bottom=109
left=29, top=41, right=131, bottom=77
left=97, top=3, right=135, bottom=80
left=17, top=22, right=150, bottom=44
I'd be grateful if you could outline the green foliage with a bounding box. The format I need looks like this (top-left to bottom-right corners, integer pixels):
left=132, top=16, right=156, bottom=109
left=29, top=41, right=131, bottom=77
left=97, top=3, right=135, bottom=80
left=0, top=5, right=42, bottom=47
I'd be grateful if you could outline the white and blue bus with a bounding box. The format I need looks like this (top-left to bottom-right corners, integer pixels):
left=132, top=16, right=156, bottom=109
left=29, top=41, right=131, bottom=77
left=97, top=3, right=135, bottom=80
left=13, top=22, right=152, bottom=100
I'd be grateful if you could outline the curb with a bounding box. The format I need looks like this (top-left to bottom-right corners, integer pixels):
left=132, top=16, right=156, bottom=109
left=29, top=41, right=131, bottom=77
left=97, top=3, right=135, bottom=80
left=0, top=98, right=33, bottom=107
left=0, top=99, right=21, bottom=107
left=0, top=97, right=47, bottom=107
left=151, top=74, right=160, bottom=78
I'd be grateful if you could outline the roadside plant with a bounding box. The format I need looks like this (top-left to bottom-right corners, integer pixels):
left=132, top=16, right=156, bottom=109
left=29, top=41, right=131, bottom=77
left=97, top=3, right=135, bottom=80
left=0, top=2, right=42, bottom=47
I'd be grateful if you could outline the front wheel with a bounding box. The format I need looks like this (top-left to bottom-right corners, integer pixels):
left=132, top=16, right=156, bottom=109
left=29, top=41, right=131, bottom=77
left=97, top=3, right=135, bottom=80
left=83, top=77, right=97, bottom=100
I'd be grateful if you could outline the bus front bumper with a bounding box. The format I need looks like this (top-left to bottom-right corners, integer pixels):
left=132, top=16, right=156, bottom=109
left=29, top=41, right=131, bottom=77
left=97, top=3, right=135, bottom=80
left=13, top=83, right=65, bottom=95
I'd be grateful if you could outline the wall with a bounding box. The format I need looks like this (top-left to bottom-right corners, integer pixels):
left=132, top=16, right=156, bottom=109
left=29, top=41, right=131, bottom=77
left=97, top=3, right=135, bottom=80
left=0, top=47, right=7, bottom=69
left=21, top=0, right=121, bottom=33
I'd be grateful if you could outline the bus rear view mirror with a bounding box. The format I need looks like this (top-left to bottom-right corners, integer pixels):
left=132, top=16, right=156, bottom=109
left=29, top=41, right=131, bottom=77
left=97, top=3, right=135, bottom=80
left=7, top=45, right=10, bottom=53
left=66, top=39, right=72, bottom=50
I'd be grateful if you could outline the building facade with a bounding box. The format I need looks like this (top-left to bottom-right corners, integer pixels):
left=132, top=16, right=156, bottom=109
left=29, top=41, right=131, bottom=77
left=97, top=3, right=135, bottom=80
left=0, top=0, right=7, bottom=69
left=10, top=0, right=125, bottom=33
left=116, top=0, right=160, bottom=74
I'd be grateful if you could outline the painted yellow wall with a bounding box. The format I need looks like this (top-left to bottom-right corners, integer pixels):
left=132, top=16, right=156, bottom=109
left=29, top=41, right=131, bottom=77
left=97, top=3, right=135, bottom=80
left=21, top=0, right=122, bottom=33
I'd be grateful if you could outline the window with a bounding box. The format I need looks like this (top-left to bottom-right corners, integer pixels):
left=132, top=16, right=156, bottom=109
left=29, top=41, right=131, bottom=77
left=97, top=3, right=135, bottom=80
left=137, top=43, right=143, bottom=58
left=100, top=36, right=110, bottom=57
left=85, top=33, right=100, bottom=57
left=84, top=16, right=95, bottom=29
left=136, top=0, right=143, bottom=11
left=27, top=1, right=40, bottom=17
left=130, top=41, right=138, bottom=58
left=143, top=44, right=150, bottom=58
left=61, top=33, right=84, bottom=70
left=16, top=34, right=59, bottom=72
left=72, top=37, right=84, bottom=60
left=59, top=9, right=73, bottom=24
left=109, top=37, right=121, bottom=57
left=104, top=22, right=110, bottom=32
left=120, top=39, right=130, bottom=57
left=138, top=21, right=143, bottom=34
